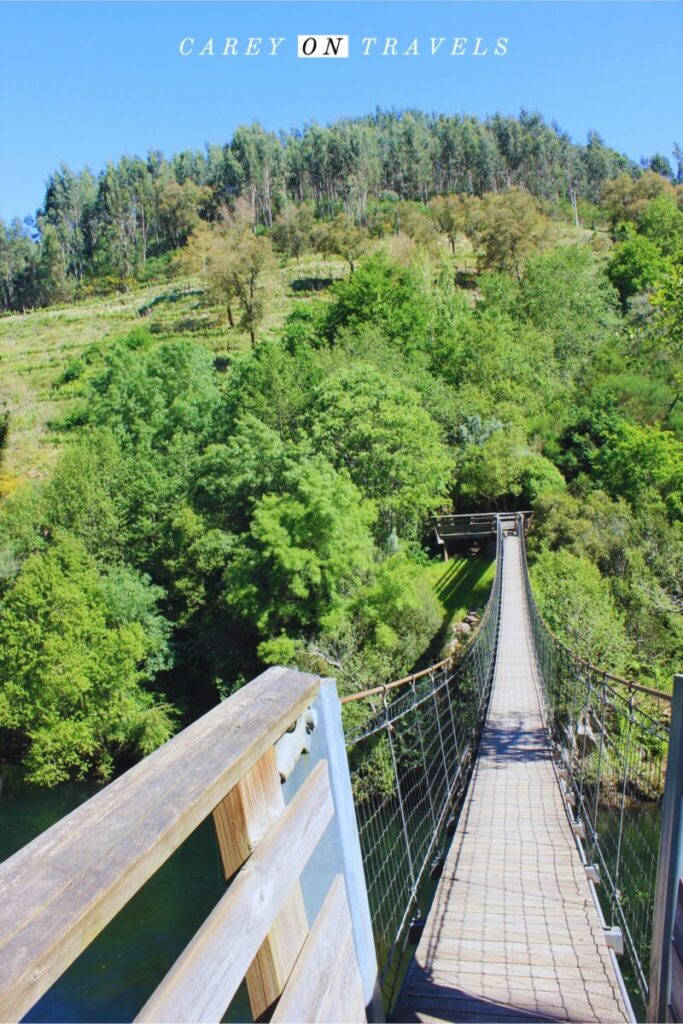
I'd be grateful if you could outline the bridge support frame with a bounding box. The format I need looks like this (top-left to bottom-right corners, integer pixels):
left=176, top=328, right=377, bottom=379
left=313, top=680, right=385, bottom=1023
left=648, top=675, right=683, bottom=1024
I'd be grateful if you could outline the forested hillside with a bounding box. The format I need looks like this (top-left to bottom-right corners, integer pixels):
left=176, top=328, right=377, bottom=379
left=0, top=109, right=681, bottom=787
left=3, top=108, right=681, bottom=312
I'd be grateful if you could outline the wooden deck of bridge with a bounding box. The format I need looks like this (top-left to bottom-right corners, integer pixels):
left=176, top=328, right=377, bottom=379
left=394, top=535, right=631, bottom=1024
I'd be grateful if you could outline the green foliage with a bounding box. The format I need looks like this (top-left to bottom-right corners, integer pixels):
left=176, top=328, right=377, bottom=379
left=598, top=421, right=683, bottom=519
left=530, top=490, right=682, bottom=685
left=457, top=428, right=566, bottom=508
left=227, top=456, right=376, bottom=657
left=530, top=548, right=633, bottom=673
left=308, top=365, right=454, bottom=539
left=519, top=246, right=620, bottom=368
left=2, top=128, right=682, bottom=786
left=638, top=194, right=683, bottom=256
left=321, top=253, right=437, bottom=352
left=467, top=189, right=555, bottom=279
left=224, top=341, right=319, bottom=439
left=0, top=534, right=173, bottom=786
left=607, top=234, right=671, bottom=303
left=87, top=331, right=220, bottom=449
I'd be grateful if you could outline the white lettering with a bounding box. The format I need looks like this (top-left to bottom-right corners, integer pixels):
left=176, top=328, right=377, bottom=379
left=179, top=37, right=194, bottom=56
left=269, top=36, right=286, bottom=56
left=198, top=38, right=214, bottom=57
left=451, top=37, right=467, bottom=56
left=430, top=37, right=446, bottom=56
left=222, top=37, right=238, bottom=56
left=245, top=37, right=262, bottom=56
left=473, top=37, right=488, bottom=56
left=403, top=38, right=419, bottom=56
left=383, top=37, right=398, bottom=56
left=361, top=36, right=377, bottom=55
left=494, top=37, right=509, bottom=56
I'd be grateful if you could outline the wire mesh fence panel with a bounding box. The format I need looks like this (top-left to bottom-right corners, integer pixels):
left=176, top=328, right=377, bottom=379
left=342, top=521, right=504, bottom=1005
left=519, top=524, right=671, bottom=1014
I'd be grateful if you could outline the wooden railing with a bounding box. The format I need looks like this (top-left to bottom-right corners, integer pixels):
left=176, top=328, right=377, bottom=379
left=0, top=666, right=376, bottom=1023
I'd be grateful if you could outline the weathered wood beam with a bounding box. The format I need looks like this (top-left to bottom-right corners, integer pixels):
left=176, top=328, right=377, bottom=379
left=136, top=760, right=333, bottom=1024
left=213, top=747, right=309, bottom=1019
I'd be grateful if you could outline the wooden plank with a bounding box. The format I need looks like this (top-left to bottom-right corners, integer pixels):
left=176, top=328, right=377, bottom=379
left=319, top=932, right=366, bottom=1024
left=213, top=747, right=309, bottom=1019
left=0, top=666, right=321, bottom=1024
left=136, top=760, right=333, bottom=1024
left=273, top=875, right=360, bottom=1024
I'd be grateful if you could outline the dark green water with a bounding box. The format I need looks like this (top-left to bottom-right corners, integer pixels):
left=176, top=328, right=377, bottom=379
left=0, top=782, right=252, bottom=1023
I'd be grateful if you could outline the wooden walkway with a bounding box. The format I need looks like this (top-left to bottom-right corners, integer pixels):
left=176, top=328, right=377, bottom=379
left=395, top=535, right=631, bottom=1024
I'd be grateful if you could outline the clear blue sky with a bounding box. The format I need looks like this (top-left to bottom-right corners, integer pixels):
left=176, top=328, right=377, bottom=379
left=0, top=1, right=681, bottom=222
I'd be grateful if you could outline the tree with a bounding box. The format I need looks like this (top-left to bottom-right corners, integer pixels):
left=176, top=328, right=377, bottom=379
left=89, top=333, right=221, bottom=449
left=607, top=233, right=671, bottom=303
left=0, top=534, right=173, bottom=786
left=648, top=258, right=683, bottom=420
left=311, top=552, right=443, bottom=691
left=601, top=171, right=677, bottom=228
left=642, top=153, right=674, bottom=179
left=598, top=422, right=683, bottom=520
left=271, top=203, right=314, bottom=260
left=457, top=428, right=565, bottom=508
left=181, top=221, right=276, bottom=345
left=530, top=548, right=633, bottom=672
left=0, top=218, right=36, bottom=310
left=312, top=213, right=370, bottom=273
left=429, top=194, right=469, bottom=253
left=36, top=224, right=71, bottom=305
left=520, top=245, right=620, bottom=368
left=157, top=179, right=207, bottom=249
left=223, top=340, right=318, bottom=439
left=309, top=366, right=454, bottom=539
left=468, top=189, right=554, bottom=279
left=227, top=456, right=376, bottom=662
left=638, top=194, right=683, bottom=257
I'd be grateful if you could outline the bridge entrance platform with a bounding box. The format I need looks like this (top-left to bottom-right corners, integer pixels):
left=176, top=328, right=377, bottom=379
left=395, top=536, right=631, bottom=1024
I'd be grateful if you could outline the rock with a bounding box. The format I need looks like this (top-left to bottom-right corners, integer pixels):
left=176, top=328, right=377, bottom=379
left=454, top=621, right=472, bottom=636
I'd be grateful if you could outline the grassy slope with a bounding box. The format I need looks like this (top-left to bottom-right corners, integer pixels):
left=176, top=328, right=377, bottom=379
left=0, top=251, right=345, bottom=486
left=424, top=555, right=496, bottom=630
left=0, top=218, right=590, bottom=487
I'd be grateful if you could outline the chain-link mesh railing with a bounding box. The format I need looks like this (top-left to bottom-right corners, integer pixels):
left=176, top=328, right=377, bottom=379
left=519, top=522, right=672, bottom=1013
left=341, top=519, right=503, bottom=1005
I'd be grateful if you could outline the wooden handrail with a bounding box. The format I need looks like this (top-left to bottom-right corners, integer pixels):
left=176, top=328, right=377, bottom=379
left=0, top=666, right=322, bottom=1022
left=137, top=761, right=334, bottom=1023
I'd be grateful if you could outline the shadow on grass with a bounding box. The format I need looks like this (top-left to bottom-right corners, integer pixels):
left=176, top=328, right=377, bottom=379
left=138, top=289, right=204, bottom=316
left=419, top=555, right=495, bottom=669
left=289, top=277, right=336, bottom=292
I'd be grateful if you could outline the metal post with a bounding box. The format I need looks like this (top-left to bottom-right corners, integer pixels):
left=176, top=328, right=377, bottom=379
left=648, top=675, right=683, bottom=1024
left=315, top=680, right=386, bottom=1023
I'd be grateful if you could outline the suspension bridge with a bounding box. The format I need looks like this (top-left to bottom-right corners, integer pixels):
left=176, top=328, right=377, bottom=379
left=0, top=516, right=680, bottom=1024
